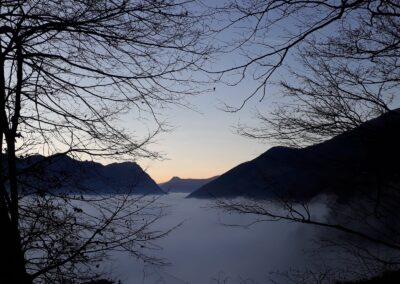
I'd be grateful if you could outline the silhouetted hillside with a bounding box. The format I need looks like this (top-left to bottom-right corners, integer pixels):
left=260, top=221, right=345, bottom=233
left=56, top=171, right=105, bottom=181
left=159, top=176, right=219, bottom=193
left=189, top=110, right=400, bottom=199
left=340, top=270, right=400, bottom=283
left=14, top=154, right=164, bottom=195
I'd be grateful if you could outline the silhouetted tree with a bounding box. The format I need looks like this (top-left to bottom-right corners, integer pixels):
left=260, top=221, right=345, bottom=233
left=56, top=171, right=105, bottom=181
left=211, top=0, right=398, bottom=121
left=0, top=1, right=212, bottom=283
left=214, top=1, right=400, bottom=281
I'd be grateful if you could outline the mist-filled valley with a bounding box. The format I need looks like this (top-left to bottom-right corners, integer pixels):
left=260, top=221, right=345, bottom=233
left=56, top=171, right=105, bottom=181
left=14, top=108, right=400, bottom=283
left=10, top=109, right=400, bottom=284
left=96, top=193, right=321, bottom=284
left=79, top=192, right=389, bottom=284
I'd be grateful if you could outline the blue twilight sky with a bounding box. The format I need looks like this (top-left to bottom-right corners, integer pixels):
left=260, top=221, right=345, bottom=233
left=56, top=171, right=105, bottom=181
left=121, top=1, right=304, bottom=183
left=137, top=83, right=276, bottom=183
left=105, top=1, right=339, bottom=183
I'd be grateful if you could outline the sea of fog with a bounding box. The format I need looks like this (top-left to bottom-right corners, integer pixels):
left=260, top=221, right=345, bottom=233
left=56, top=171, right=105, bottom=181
left=96, top=193, right=333, bottom=284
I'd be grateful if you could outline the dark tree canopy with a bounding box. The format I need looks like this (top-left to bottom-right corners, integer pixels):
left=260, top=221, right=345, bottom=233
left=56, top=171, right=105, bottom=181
left=0, top=0, right=212, bottom=158
left=211, top=0, right=400, bottom=145
left=0, top=1, right=212, bottom=283
left=212, top=1, right=400, bottom=281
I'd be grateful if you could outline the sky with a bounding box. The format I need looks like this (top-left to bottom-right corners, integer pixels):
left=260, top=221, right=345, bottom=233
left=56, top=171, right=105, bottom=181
left=29, top=0, right=333, bottom=184
left=132, top=7, right=353, bottom=183
left=137, top=82, right=275, bottom=183
left=120, top=1, right=298, bottom=183
left=10, top=0, right=291, bottom=184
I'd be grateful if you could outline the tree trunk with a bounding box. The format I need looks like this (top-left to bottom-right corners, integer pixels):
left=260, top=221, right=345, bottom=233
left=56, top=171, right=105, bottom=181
left=0, top=41, right=32, bottom=284
left=0, top=191, right=32, bottom=284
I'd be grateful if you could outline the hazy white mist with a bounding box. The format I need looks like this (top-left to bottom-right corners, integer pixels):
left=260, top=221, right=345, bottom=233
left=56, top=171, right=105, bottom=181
left=100, top=193, right=329, bottom=284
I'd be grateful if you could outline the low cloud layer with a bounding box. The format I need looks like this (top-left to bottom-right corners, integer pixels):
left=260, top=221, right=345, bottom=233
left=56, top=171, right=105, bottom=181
left=101, top=194, right=325, bottom=284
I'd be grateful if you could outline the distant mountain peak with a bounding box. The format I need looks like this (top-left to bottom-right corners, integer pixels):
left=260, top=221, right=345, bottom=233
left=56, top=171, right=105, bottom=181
left=159, top=176, right=219, bottom=194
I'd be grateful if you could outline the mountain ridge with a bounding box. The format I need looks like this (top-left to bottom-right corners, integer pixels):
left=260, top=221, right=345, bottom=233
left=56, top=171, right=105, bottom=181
left=189, top=109, right=400, bottom=199
left=159, top=176, right=219, bottom=193
left=15, top=154, right=164, bottom=195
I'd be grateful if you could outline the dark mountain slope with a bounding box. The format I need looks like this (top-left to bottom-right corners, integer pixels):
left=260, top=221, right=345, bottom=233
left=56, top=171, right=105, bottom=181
left=15, top=154, right=163, bottom=195
left=159, top=176, right=218, bottom=193
left=189, top=110, right=400, bottom=199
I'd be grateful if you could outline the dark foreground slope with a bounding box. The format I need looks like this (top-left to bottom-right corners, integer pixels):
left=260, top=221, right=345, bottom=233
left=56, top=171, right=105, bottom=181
left=159, top=176, right=218, bottom=193
left=189, top=110, right=400, bottom=199
left=15, top=154, right=164, bottom=195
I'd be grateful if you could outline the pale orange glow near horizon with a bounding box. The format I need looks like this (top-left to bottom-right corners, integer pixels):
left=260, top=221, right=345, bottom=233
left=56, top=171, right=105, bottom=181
left=144, top=140, right=268, bottom=184
left=144, top=146, right=267, bottom=184
left=39, top=79, right=275, bottom=184
left=134, top=93, right=271, bottom=184
left=128, top=82, right=274, bottom=184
